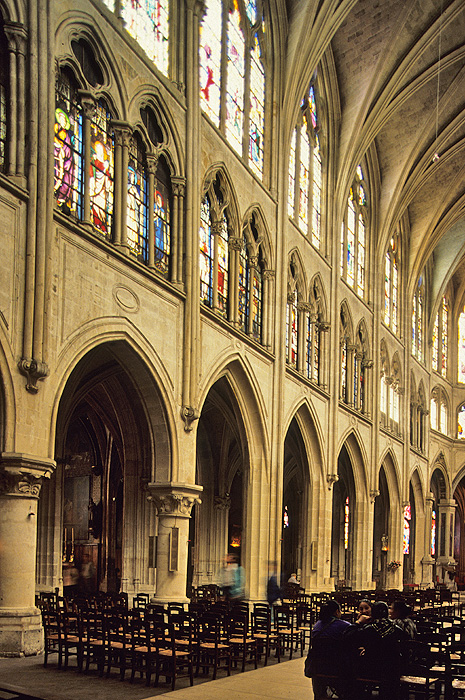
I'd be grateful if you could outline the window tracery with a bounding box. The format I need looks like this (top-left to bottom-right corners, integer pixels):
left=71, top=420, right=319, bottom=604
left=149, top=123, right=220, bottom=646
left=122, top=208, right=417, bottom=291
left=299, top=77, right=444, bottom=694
left=200, top=0, right=266, bottom=178
left=199, top=175, right=230, bottom=316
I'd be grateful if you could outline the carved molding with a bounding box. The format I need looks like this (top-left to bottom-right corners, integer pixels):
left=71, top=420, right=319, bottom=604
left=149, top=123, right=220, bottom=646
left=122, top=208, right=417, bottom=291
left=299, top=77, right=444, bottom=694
left=18, top=358, right=49, bottom=394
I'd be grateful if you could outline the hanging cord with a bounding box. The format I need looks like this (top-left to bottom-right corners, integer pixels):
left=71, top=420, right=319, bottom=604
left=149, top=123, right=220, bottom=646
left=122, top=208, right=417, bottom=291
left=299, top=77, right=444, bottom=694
left=433, top=0, right=444, bottom=162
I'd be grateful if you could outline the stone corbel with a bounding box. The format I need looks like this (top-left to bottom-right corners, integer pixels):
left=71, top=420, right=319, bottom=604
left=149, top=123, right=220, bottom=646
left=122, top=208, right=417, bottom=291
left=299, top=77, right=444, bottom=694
left=370, top=489, right=380, bottom=503
left=146, top=482, right=203, bottom=517
left=18, top=358, right=49, bottom=394
left=214, top=494, right=231, bottom=511
left=181, top=405, right=200, bottom=432
left=326, top=473, right=339, bottom=490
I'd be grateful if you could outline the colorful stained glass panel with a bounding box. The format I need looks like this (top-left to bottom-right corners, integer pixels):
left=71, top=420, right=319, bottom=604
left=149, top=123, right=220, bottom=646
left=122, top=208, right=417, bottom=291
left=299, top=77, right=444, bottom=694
left=90, top=102, right=114, bottom=236
left=249, top=34, right=264, bottom=177
left=121, top=0, right=169, bottom=75
left=200, top=0, right=222, bottom=126
left=225, top=0, right=245, bottom=155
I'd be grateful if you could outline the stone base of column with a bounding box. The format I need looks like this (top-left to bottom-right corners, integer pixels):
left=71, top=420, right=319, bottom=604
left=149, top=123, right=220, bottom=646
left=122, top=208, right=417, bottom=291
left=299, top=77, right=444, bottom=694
left=151, top=595, right=190, bottom=605
left=0, top=608, right=43, bottom=657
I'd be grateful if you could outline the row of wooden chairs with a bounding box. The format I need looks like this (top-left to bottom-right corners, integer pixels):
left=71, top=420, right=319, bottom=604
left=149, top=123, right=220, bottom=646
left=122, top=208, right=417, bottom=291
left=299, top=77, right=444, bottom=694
left=41, top=600, right=305, bottom=690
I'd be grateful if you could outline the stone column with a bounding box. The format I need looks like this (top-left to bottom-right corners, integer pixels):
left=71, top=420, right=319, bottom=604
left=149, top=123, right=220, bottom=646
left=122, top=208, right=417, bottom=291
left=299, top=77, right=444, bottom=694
left=297, top=302, right=310, bottom=374
left=0, top=454, right=55, bottom=655
left=146, top=155, right=158, bottom=269
left=437, top=498, right=456, bottom=571
left=262, top=270, right=274, bottom=349
left=213, top=495, right=231, bottom=575
left=421, top=492, right=435, bottom=587
left=3, top=22, right=27, bottom=180
left=228, top=236, right=243, bottom=326
left=171, top=177, right=186, bottom=285
left=112, top=122, right=132, bottom=250
left=147, top=483, right=202, bottom=603
left=78, top=91, right=96, bottom=228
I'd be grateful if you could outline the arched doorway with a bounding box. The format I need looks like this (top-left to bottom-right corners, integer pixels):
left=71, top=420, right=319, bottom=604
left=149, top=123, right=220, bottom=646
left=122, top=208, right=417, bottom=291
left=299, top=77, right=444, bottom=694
left=281, top=417, right=307, bottom=583
left=331, top=445, right=356, bottom=589
left=40, top=342, right=170, bottom=598
left=403, top=482, right=416, bottom=585
left=454, top=475, right=465, bottom=588
left=195, top=376, right=248, bottom=587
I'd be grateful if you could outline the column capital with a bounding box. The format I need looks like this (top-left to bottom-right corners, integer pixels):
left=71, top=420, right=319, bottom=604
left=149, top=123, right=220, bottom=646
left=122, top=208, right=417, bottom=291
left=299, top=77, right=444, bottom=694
left=146, top=482, right=202, bottom=517
left=112, top=121, right=133, bottom=147
left=263, top=269, right=275, bottom=281
left=3, top=21, right=27, bottom=54
left=326, top=473, right=339, bottom=490
left=77, top=90, right=96, bottom=119
left=0, top=453, right=56, bottom=497
left=228, top=236, right=243, bottom=252
left=171, top=176, right=186, bottom=198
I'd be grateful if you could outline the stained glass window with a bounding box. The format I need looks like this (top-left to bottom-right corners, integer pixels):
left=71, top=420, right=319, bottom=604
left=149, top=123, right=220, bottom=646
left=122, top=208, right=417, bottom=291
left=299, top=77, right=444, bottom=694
left=126, top=135, right=148, bottom=259
left=341, top=169, right=368, bottom=298
left=90, top=101, right=114, bottom=237
left=288, top=83, right=323, bottom=248
left=441, top=297, right=448, bottom=378
left=341, top=336, right=347, bottom=401
left=288, top=129, right=296, bottom=217
left=459, top=308, right=465, bottom=383
left=238, top=238, right=248, bottom=332
left=384, top=235, right=399, bottom=334
left=312, top=136, right=322, bottom=248
left=432, top=311, right=439, bottom=372
left=431, top=509, right=436, bottom=556
left=283, top=505, right=289, bottom=528
left=412, top=277, right=424, bottom=361
left=199, top=0, right=222, bottom=127
left=121, top=0, right=169, bottom=76
left=154, top=158, right=171, bottom=276
left=54, top=72, right=83, bottom=218
left=286, top=289, right=298, bottom=367
left=251, top=264, right=262, bottom=340
left=200, top=195, right=213, bottom=306
left=458, top=404, right=465, bottom=439
left=440, top=398, right=447, bottom=435
left=225, top=0, right=245, bottom=155
left=200, top=0, right=265, bottom=178
left=306, top=313, right=312, bottom=379
left=217, top=213, right=229, bottom=315
left=380, top=372, right=387, bottom=415
left=298, top=117, right=310, bottom=234
left=403, top=504, right=411, bottom=554
left=0, top=26, right=7, bottom=172
left=344, top=496, right=349, bottom=550
left=346, top=193, right=355, bottom=287
left=249, top=35, right=265, bottom=176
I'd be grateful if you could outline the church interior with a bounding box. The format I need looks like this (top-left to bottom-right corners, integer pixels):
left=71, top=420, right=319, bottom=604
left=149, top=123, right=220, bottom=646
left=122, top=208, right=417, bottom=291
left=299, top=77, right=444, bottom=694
left=2, top=0, right=465, bottom=657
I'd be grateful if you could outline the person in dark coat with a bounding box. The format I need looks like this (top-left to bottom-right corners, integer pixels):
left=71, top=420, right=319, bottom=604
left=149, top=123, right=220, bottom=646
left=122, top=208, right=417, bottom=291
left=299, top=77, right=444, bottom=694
left=307, top=600, right=351, bottom=700
left=344, top=600, right=405, bottom=700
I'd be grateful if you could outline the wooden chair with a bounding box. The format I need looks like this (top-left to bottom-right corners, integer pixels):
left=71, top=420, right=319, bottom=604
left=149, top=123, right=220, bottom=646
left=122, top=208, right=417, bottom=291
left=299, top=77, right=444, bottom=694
left=195, top=613, right=231, bottom=680
left=60, top=610, right=81, bottom=669
left=103, top=611, right=130, bottom=680
left=129, top=615, right=155, bottom=686
left=274, top=605, right=303, bottom=659
left=42, top=609, right=61, bottom=667
left=251, top=607, right=281, bottom=666
left=78, top=607, right=105, bottom=675
left=228, top=611, right=257, bottom=672
left=151, top=620, right=194, bottom=691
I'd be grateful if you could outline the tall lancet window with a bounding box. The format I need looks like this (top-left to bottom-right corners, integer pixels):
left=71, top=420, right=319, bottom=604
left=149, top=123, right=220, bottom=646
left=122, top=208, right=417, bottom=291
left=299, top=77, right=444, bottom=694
left=288, top=84, right=323, bottom=249
left=89, top=100, right=114, bottom=237
left=0, top=21, right=8, bottom=171
left=54, top=70, right=83, bottom=218
left=340, top=166, right=368, bottom=298
left=200, top=0, right=266, bottom=178
left=199, top=175, right=230, bottom=316
left=126, top=134, right=148, bottom=260
left=120, top=0, right=169, bottom=75
left=384, top=233, right=399, bottom=334
left=412, top=275, right=424, bottom=362
left=433, top=295, right=448, bottom=377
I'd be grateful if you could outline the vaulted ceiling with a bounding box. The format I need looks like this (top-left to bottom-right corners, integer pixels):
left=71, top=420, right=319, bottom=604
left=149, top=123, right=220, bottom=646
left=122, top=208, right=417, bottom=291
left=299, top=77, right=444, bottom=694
left=284, top=0, right=465, bottom=318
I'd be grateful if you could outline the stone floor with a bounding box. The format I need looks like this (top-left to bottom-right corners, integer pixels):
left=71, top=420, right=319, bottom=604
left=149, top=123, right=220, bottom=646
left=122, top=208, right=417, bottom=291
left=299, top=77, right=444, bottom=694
left=0, top=653, right=310, bottom=700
